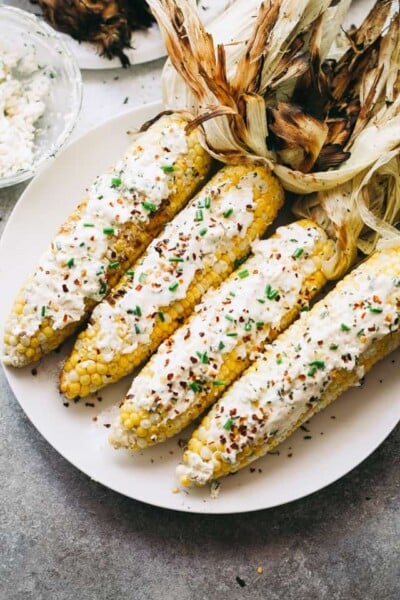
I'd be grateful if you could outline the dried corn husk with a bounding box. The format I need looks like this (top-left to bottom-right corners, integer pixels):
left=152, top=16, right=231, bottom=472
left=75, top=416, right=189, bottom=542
left=150, top=0, right=399, bottom=190
left=294, top=153, right=400, bottom=278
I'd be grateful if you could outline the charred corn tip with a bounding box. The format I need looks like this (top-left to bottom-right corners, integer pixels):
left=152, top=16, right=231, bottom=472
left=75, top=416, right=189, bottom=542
left=178, top=244, right=400, bottom=486
left=3, top=113, right=212, bottom=368
left=61, top=164, right=284, bottom=400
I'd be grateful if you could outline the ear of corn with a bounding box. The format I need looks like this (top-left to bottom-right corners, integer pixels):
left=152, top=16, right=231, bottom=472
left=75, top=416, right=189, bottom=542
left=60, top=164, right=284, bottom=399
left=109, top=219, right=333, bottom=450
left=3, top=114, right=212, bottom=367
left=177, top=244, right=400, bottom=486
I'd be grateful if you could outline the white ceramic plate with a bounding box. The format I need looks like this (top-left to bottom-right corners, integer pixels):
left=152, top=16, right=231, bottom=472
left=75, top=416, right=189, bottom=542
left=6, top=0, right=235, bottom=69
left=1, top=102, right=399, bottom=513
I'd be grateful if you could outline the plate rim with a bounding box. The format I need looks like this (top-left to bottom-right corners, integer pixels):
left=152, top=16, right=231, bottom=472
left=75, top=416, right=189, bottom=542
left=1, top=102, right=399, bottom=514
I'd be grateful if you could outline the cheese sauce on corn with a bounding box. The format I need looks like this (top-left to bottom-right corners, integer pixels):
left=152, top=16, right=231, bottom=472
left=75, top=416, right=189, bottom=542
left=7, top=117, right=188, bottom=337
left=91, top=171, right=267, bottom=361
left=116, top=222, right=327, bottom=441
left=178, top=249, right=400, bottom=484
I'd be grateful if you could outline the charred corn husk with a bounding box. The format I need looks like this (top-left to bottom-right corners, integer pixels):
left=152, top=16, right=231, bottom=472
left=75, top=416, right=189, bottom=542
left=178, top=244, right=400, bottom=486
left=60, top=164, right=284, bottom=399
left=3, top=114, right=212, bottom=367
left=110, top=219, right=333, bottom=450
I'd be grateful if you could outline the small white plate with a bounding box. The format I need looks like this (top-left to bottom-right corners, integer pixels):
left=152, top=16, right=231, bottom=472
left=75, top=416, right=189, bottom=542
left=1, top=102, right=399, bottom=513
left=7, top=0, right=235, bottom=69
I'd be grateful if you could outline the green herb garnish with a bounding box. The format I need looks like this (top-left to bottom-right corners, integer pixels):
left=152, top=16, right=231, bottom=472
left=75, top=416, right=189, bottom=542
left=292, top=247, right=304, bottom=259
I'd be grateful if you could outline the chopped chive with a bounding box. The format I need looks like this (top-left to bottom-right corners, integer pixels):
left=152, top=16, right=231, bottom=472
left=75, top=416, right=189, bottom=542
left=308, top=365, right=317, bottom=377
left=41, top=306, right=46, bottom=317
left=109, top=261, right=120, bottom=269
left=234, top=256, right=248, bottom=269
left=169, top=257, right=184, bottom=263
left=158, top=311, right=165, bottom=322
left=341, top=323, right=351, bottom=331
left=226, top=332, right=238, bottom=337
left=199, top=227, right=208, bottom=236
left=292, top=247, right=304, bottom=259
left=169, top=282, right=179, bottom=292
left=99, top=281, right=107, bottom=295
left=196, top=351, right=209, bottom=364
left=329, top=344, right=338, bottom=350
left=134, top=324, right=141, bottom=334
left=111, top=177, right=122, bottom=188
left=256, top=321, right=265, bottom=327
left=126, top=270, right=135, bottom=276
left=66, top=258, right=74, bottom=268
left=394, top=277, right=400, bottom=287
left=103, top=227, right=115, bottom=235
left=190, top=382, right=201, bottom=392
left=134, top=305, right=142, bottom=316
left=83, top=223, right=94, bottom=227
left=309, top=360, right=325, bottom=369
left=139, top=272, right=147, bottom=284
left=244, top=322, right=252, bottom=332
left=223, top=418, right=234, bottom=430
left=238, top=269, right=249, bottom=279
left=195, top=209, right=203, bottom=222
left=265, top=284, right=279, bottom=300
left=229, top=291, right=236, bottom=298
left=223, top=208, right=233, bottom=218
left=257, top=299, right=265, bottom=304
left=142, top=201, right=158, bottom=213
left=357, top=329, right=365, bottom=338
left=204, top=196, right=211, bottom=209
left=213, top=380, right=226, bottom=386
left=218, top=341, right=225, bottom=351
left=301, top=305, right=310, bottom=312
left=276, top=357, right=283, bottom=365
left=225, top=314, right=235, bottom=322
left=161, top=165, right=174, bottom=172
left=369, top=307, right=383, bottom=313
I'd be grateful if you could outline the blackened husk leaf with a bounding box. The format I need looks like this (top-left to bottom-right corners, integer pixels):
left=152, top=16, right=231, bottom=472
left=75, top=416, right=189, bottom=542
left=35, top=0, right=154, bottom=66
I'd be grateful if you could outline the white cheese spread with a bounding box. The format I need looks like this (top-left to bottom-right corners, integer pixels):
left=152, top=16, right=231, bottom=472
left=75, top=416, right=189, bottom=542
left=115, top=221, right=327, bottom=448
left=178, top=246, right=400, bottom=483
left=0, top=49, right=49, bottom=178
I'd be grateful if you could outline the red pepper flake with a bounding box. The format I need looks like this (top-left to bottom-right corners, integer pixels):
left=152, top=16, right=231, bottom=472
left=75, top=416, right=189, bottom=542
left=62, top=284, right=69, bottom=293
left=103, top=423, right=111, bottom=428
left=85, top=402, right=95, bottom=407
left=236, top=577, right=246, bottom=588
left=63, top=402, right=69, bottom=407
left=31, top=368, right=38, bottom=376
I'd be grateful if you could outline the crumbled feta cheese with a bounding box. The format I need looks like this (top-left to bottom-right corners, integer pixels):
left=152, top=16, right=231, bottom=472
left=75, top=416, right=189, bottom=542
left=0, top=48, right=50, bottom=178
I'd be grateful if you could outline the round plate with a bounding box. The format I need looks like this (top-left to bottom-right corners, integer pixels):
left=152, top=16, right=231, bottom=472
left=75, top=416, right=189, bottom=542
left=1, top=102, right=399, bottom=513
left=6, top=1, right=235, bottom=69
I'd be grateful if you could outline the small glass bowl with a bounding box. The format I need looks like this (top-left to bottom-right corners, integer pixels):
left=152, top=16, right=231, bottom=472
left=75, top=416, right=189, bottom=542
left=0, top=6, right=82, bottom=188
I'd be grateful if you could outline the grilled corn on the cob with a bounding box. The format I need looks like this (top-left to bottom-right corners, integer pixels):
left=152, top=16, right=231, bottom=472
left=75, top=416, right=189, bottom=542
left=110, top=220, right=333, bottom=450
left=60, top=164, right=284, bottom=399
left=2, top=113, right=212, bottom=367
left=177, top=244, right=400, bottom=486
